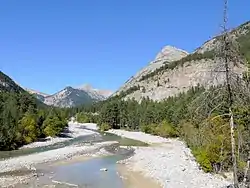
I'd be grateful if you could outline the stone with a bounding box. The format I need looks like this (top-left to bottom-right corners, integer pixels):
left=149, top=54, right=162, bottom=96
left=100, top=168, right=108, bottom=172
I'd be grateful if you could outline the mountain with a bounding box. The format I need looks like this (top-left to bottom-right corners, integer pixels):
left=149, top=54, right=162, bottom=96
left=0, top=71, right=47, bottom=108
left=114, top=21, right=250, bottom=102
left=25, top=88, right=49, bottom=102
left=113, top=46, right=189, bottom=97
left=27, top=84, right=113, bottom=108
left=0, top=71, right=24, bottom=93
left=77, top=84, right=113, bottom=100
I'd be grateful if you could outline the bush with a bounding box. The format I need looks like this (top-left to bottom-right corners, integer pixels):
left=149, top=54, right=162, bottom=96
left=18, top=113, right=40, bottom=144
left=140, top=123, right=157, bottom=134
left=99, top=123, right=111, bottom=132
left=43, top=116, right=67, bottom=137
left=76, top=112, right=90, bottom=123
left=192, top=147, right=213, bottom=172
left=156, top=120, right=178, bottom=137
left=140, top=121, right=178, bottom=138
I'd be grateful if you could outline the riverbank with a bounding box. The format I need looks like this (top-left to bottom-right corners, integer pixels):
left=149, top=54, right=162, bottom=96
left=109, top=129, right=231, bottom=188
left=118, top=164, right=161, bottom=188
left=0, top=141, right=118, bottom=187
left=20, top=122, right=97, bottom=149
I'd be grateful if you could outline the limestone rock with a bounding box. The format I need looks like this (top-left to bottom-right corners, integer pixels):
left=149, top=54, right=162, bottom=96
left=114, top=21, right=250, bottom=102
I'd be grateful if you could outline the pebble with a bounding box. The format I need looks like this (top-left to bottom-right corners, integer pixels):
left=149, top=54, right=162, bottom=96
left=109, top=128, right=231, bottom=188
left=0, top=141, right=118, bottom=174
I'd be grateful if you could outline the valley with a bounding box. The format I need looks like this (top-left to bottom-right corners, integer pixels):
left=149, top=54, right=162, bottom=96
left=0, top=123, right=230, bottom=188
left=0, top=5, right=249, bottom=188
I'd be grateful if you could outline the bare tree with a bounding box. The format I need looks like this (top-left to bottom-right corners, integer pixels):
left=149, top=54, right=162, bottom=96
left=221, top=0, right=239, bottom=186
left=188, top=0, right=250, bottom=187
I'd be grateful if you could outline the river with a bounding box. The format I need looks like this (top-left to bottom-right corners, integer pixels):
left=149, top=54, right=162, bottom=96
left=1, top=131, right=149, bottom=188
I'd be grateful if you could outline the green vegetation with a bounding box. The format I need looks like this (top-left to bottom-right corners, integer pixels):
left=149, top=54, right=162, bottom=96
left=76, top=86, right=249, bottom=175
left=99, top=123, right=111, bottom=132
left=76, top=112, right=90, bottom=123
left=141, top=120, right=178, bottom=138
left=0, top=71, right=24, bottom=93
left=0, top=70, right=73, bottom=150
left=0, top=90, right=71, bottom=150
left=139, top=23, right=250, bottom=83
left=76, top=111, right=99, bottom=123
left=238, top=25, right=250, bottom=63
left=140, top=51, right=215, bottom=81
left=43, top=115, right=68, bottom=137
left=119, top=85, right=140, bottom=98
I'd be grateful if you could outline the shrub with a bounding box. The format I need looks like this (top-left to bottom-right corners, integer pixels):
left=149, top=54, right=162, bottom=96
left=155, top=120, right=178, bottom=137
left=140, top=123, right=157, bottom=134
left=43, top=116, right=67, bottom=137
left=18, top=113, right=40, bottom=144
left=99, top=123, right=111, bottom=132
left=192, top=147, right=213, bottom=172
left=76, top=112, right=90, bottom=123
left=140, top=121, right=178, bottom=138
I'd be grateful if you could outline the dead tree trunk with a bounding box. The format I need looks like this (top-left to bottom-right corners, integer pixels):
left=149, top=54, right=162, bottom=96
left=229, top=108, right=239, bottom=187
left=243, top=152, right=250, bottom=186
left=222, top=0, right=239, bottom=187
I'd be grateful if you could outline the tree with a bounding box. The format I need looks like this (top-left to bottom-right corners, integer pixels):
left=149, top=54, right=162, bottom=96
left=18, top=112, right=39, bottom=144
left=43, top=116, right=67, bottom=137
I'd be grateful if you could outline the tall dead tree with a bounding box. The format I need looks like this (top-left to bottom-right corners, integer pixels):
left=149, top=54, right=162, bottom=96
left=189, top=0, right=250, bottom=187
left=221, top=0, right=239, bottom=187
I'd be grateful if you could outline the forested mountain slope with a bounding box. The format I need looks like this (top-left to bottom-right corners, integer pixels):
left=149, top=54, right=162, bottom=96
left=74, top=21, right=250, bottom=184
left=115, top=21, right=250, bottom=102
left=0, top=71, right=24, bottom=93
left=0, top=71, right=70, bottom=150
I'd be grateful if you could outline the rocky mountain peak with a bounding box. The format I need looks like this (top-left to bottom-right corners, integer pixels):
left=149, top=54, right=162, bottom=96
left=154, top=45, right=189, bottom=62
left=77, top=84, right=113, bottom=98
left=113, top=46, right=189, bottom=96
left=114, top=21, right=249, bottom=102
left=26, top=84, right=112, bottom=108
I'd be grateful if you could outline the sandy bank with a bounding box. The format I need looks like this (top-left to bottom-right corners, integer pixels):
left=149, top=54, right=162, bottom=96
left=118, top=164, right=161, bottom=188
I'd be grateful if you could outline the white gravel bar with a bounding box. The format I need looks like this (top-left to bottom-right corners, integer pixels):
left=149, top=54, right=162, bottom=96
left=21, top=122, right=97, bottom=149
left=80, top=123, right=99, bottom=130
left=107, top=129, right=169, bottom=144
left=0, top=141, right=118, bottom=174
left=108, top=128, right=231, bottom=188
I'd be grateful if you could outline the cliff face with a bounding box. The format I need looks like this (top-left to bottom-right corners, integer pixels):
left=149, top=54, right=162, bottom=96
left=114, top=21, right=250, bottom=102
left=113, top=46, right=189, bottom=97
left=26, top=84, right=113, bottom=108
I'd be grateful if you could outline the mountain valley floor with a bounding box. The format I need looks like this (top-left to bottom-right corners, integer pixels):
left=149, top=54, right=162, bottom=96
left=0, top=123, right=233, bottom=188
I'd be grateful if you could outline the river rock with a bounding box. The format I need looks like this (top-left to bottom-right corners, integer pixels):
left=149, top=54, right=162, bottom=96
left=100, top=168, right=108, bottom=172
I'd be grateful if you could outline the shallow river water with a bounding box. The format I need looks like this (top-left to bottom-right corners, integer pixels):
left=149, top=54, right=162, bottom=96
left=4, top=130, right=148, bottom=188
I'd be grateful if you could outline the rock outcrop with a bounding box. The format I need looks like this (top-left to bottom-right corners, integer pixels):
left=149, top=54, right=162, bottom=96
left=27, top=84, right=113, bottom=108
left=0, top=71, right=24, bottom=93
left=113, top=46, right=189, bottom=97
left=114, top=21, right=250, bottom=102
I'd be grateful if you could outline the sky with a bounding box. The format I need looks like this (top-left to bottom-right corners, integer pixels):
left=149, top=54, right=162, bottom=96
left=0, top=0, right=249, bottom=94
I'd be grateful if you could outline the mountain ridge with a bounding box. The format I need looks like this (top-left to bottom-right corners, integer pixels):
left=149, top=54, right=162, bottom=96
left=26, top=84, right=113, bottom=108
left=114, top=21, right=250, bottom=102
left=113, top=45, right=189, bottom=97
left=0, top=71, right=25, bottom=93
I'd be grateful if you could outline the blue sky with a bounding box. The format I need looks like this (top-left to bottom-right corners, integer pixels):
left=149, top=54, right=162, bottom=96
left=0, top=0, right=249, bottom=94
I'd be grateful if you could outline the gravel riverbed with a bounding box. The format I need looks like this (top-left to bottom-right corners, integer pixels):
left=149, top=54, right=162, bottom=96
left=0, top=123, right=232, bottom=188
left=108, top=129, right=231, bottom=188
left=0, top=141, right=118, bottom=187
left=0, top=141, right=118, bottom=174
